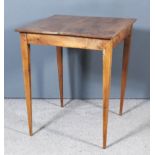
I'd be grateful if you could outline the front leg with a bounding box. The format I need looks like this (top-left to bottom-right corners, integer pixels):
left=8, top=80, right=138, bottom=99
left=20, top=33, right=32, bottom=136
left=102, top=42, right=113, bottom=149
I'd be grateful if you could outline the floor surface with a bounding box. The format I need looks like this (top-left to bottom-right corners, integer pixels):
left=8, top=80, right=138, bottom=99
left=4, top=99, right=150, bottom=155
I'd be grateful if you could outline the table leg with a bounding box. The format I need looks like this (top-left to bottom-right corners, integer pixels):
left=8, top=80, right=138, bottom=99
left=56, top=47, right=63, bottom=107
left=102, top=42, right=113, bottom=149
left=20, top=33, right=32, bottom=136
left=119, top=33, right=132, bottom=115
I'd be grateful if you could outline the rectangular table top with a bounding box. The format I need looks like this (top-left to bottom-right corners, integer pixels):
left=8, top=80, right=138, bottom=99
left=16, top=15, right=136, bottom=39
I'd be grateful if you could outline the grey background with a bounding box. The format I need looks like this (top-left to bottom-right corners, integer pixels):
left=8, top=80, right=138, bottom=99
left=4, top=0, right=150, bottom=99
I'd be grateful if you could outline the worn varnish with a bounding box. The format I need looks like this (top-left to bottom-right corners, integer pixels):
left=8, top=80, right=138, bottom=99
left=16, top=15, right=136, bottom=149
left=16, top=15, right=135, bottom=39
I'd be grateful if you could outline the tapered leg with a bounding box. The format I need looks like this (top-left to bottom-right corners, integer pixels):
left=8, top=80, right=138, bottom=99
left=119, top=32, right=132, bottom=115
left=20, top=33, right=32, bottom=136
left=56, top=47, right=63, bottom=107
left=102, top=42, right=113, bottom=149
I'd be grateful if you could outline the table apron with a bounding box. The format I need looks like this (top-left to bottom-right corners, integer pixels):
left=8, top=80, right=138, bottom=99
left=26, top=33, right=110, bottom=51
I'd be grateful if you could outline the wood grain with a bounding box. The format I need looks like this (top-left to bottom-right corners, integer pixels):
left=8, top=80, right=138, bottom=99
left=102, top=41, right=113, bottom=149
left=119, top=30, right=132, bottom=115
left=16, top=15, right=136, bottom=39
left=112, top=25, right=131, bottom=47
left=20, top=33, right=32, bottom=136
left=56, top=47, right=63, bottom=107
left=16, top=15, right=136, bottom=149
left=27, top=33, right=106, bottom=50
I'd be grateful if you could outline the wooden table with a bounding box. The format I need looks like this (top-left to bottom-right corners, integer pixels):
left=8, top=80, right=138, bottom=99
left=16, top=15, right=136, bottom=148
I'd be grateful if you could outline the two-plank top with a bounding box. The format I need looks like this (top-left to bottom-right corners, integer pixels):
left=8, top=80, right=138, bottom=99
left=16, top=15, right=136, bottom=39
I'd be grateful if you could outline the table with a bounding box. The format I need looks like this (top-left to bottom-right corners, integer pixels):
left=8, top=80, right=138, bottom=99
left=16, top=15, right=136, bottom=148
